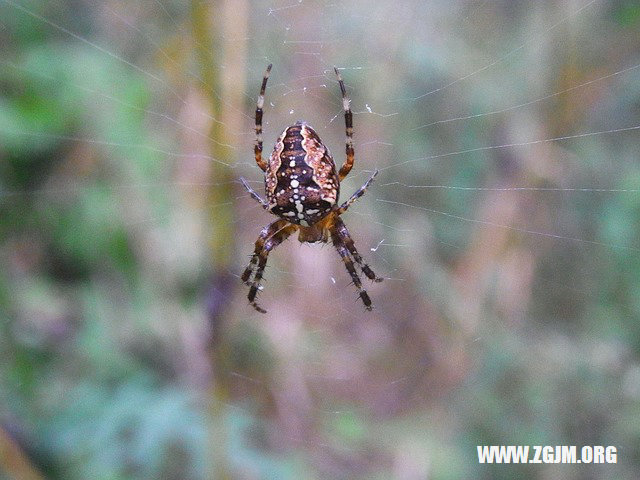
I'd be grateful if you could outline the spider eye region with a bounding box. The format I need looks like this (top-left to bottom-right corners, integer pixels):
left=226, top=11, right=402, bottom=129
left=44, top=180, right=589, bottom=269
left=265, top=123, right=340, bottom=226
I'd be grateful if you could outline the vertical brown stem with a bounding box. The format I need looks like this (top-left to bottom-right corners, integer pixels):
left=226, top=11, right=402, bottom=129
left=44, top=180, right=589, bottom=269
left=190, top=1, right=235, bottom=268
left=190, top=1, right=247, bottom=478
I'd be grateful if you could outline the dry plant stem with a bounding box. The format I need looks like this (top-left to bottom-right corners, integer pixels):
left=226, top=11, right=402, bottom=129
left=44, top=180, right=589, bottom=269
left=0, top=426, right=45, bottom=480
left=190, top=1, right=237, bottom=479
left=190, top=2, right=235, bottom=266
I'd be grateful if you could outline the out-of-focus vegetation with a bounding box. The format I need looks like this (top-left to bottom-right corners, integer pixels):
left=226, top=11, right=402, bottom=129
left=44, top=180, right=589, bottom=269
left=1, top=1, right=640, bottom=479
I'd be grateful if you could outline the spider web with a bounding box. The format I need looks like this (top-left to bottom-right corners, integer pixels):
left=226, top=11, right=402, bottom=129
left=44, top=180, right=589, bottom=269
left=1, top=0, right=639, bottom=478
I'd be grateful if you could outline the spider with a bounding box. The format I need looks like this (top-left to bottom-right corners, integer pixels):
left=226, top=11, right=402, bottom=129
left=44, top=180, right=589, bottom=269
left=240, top=64, right=382, bottom=313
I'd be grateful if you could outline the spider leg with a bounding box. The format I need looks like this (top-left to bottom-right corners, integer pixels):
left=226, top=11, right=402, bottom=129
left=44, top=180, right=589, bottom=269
left=334, top=67, right=355, bottom=181
left=334, top=217, right=383, bottom=283
left=335, top=169, right=378, bottom=215
left=254, top=64, right=272, bottom=172
left=242, top=218, right=289, bottom=285
left=247, top=224, right=297, bottom=313
left=240, top=177, right=269, bottom=209
left=330, top=226, right=374, bottom=311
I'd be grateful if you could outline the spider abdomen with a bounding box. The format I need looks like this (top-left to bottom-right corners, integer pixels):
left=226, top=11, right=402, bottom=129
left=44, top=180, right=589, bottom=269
left=265, top=122, right=340, bottom=226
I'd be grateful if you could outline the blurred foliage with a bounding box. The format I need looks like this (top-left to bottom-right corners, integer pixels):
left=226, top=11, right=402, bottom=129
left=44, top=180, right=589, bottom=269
left=2, top=1, right=640, bottom=479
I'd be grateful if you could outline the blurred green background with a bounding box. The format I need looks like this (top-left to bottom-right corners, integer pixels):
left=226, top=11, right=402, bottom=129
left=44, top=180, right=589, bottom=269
left=1, top=0, right=640, bottom=479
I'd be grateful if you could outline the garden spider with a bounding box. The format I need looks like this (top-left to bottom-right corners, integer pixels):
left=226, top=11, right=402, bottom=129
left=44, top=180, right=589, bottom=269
left=240, top=65, right=382, bottom=313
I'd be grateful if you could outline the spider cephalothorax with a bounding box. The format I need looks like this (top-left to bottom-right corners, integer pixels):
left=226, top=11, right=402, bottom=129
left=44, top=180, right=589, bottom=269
left=241, top=65, right=382, bottom=313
